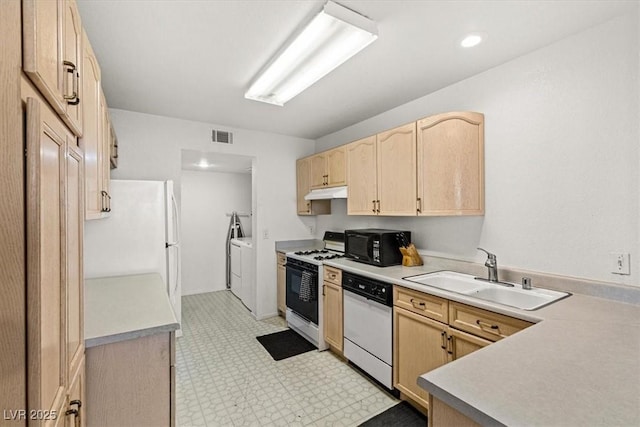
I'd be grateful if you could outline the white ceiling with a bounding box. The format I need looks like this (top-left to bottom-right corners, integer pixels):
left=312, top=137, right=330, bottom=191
left=76, top=0, right=635, bottom=140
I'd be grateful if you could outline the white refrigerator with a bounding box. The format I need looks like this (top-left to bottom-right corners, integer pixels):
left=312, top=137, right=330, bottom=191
left=84, top=179, right=181, bottom=333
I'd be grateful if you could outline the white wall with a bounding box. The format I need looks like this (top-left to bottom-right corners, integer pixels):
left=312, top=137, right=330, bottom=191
left=181, top=170, right=252, bottom=295
left=110, top=110, right=317, bottom=318
left=316, top=13, right=640, bottom=287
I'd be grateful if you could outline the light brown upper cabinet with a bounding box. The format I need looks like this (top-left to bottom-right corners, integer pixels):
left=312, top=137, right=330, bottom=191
left=346, top=136, right=377, bottom=214
left=23, top=0, right=84, bottom=137
left=417, top=112, right=484, bottom=215
left=310, top=146, right=346, bottom=189
left=377, top=123, right=417, bottom=215
left=347, top=123, right=417, bottom=215
left=80, top=30, right=113, bottom=219
left=297, top=157, right=330, bottom=216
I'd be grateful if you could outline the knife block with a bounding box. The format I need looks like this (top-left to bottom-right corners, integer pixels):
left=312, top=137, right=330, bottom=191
left=400, top=244, right=423, bottom=267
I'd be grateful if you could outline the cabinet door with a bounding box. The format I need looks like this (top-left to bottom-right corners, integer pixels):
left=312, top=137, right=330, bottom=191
left=79, top=30, right=103, bottom=219
left=309, top=153, right=327, bottom=189
left=393, top=306, right=448, bottom=410
left=326, top=146, right=346, bottom=187
left=377, top=122, right=417, bottom=215
left=61, top=0, right=83, bottom=135
left=99, top=92, right=111, bottom=212
left=447, top=327, right=491, bottom=361
left=346, top=136, right=377, bottom=215
left=26, top=97, right=72, bottom=426
left=277, top=264, right=286, bottom=316
left=417, top=112, right=484, bottom=215
left=296, top=157, right=311, bottom=215
left=23, top=0, right=65, bottom=115
left=65, top=357, right=85, bottom=427
left=323, top=281, right=343, bottom=352
left=66, top=143, right=84, bottom=389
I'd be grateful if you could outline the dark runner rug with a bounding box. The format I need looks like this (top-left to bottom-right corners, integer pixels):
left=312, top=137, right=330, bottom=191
left=358, top=401, right=427, bottom=426
left=256, top=329, right=316, bottom=361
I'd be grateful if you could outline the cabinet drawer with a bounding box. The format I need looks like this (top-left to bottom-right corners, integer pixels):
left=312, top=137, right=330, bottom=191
left=393, top=286, right=448, bottom=323
left=324, top=266, right=342, bottom=286
left=448, top=301, right=533, bottom=342
left=277, top=252, right=286, bottom=266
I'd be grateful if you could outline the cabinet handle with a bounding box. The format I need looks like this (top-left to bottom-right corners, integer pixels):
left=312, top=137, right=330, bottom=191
left=306, top=201, right=311, bottom=213
left=63, top=60, right=80, bottom=105
left=440, top=331, right=447, bottom=350
left=322, top=284, right=326, bottom=296
left=101, top=190, right=111, bottom=213
left=410, top=298, right=426, bottom=309
left=376, top=200, right=381, bottom=213
left=476, top=319, right=500, bottom=332
left=447, top=335, right=453, bottom=355
left=372, top=200, right=376, bottom=213
left=417, top=197, right=422, bottom=213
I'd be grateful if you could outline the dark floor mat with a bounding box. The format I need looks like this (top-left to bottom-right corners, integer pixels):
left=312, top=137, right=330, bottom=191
left=256, top=329, right=316, bottom=361
left=358, top=401, right=427, bottom=427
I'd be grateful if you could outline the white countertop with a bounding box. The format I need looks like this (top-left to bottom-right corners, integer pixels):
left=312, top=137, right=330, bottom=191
left=323, top=257, right=640, bottom=426
left=85, top=273, right=179, bottom=348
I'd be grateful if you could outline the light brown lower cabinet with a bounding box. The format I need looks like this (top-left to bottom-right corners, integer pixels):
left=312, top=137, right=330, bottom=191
left=323, top=266, right=343, bottom=354
left=86, top=332, right=175, bottom=427
left=393, top=286, right=530, bottom=413
left=428, top=395, right=481, bottom=427
left=24, top=88, right=87, bottom=427
left=277, top=252, right=286, bottom=316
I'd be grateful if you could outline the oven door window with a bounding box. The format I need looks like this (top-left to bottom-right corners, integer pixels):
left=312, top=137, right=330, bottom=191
left=286, top=264, right=318, bottom=325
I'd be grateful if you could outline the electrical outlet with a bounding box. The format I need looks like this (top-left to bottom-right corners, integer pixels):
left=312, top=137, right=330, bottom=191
left=308, top=225, right=315, bottom=235
left=262, top=229, right=269, bottom=240
left=610, top=252, right=630, bottom=275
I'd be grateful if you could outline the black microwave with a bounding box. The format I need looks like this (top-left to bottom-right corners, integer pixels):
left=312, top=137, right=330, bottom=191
left=345, top=229, right=411, bottom=267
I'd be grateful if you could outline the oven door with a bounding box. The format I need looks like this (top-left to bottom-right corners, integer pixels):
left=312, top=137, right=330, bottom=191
left=285, top=262, right=318, bottom=324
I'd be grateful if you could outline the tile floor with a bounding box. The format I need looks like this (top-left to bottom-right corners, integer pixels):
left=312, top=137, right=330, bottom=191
left=176, top=290, right=398, bottom=426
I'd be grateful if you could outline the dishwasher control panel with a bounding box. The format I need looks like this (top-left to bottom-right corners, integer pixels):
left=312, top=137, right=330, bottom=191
left=342, top=272, right=393, bottom=306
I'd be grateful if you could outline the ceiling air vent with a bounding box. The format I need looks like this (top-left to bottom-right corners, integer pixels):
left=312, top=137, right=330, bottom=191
left=212, top=129, right=233, bottom=144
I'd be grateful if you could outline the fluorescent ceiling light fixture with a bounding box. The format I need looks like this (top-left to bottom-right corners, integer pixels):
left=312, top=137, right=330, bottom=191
left=460, top=33, right=484, bottom=48
left=245, top=1, right=378, bottom=106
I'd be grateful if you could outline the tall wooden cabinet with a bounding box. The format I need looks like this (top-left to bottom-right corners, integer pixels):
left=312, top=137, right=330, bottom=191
left=25, top=93, right=85, bottom=427
left=346, top=123, right=416, bottom=215
left=417, top=112, right=484, bottom=215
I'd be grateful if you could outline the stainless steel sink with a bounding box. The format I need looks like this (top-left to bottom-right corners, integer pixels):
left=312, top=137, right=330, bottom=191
left=403, top=271, right=570, bottom=310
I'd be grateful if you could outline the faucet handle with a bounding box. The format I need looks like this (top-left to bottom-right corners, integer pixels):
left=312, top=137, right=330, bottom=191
left=477, top=247, right=496, bottom=260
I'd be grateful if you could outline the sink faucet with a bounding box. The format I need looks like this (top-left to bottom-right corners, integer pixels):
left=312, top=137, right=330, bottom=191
left=477, top=247, right=499, bottom=282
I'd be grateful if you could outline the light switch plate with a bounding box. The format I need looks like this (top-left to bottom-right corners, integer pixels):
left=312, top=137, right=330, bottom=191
left=610, top=252, right=630, bottom=275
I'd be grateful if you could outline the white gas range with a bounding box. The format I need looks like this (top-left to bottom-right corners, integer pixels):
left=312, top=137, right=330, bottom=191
left=285, top=232, right=345, bottom=350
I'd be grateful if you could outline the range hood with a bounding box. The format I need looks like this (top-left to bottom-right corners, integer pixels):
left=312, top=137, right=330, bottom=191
left=304, top=186, right=348, bottom=200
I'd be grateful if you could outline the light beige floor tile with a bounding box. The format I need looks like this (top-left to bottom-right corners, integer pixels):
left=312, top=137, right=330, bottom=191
left=176, top=290, right=398, bottom=426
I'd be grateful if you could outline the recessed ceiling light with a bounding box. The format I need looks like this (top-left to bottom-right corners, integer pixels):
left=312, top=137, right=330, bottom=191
left=460, top=33, right=485, bottom=48
left=197, top=160, right=210, bottom=168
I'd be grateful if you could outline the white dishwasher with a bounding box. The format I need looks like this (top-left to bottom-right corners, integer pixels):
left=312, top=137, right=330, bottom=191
left=342, top=272, right=394, bottom=390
